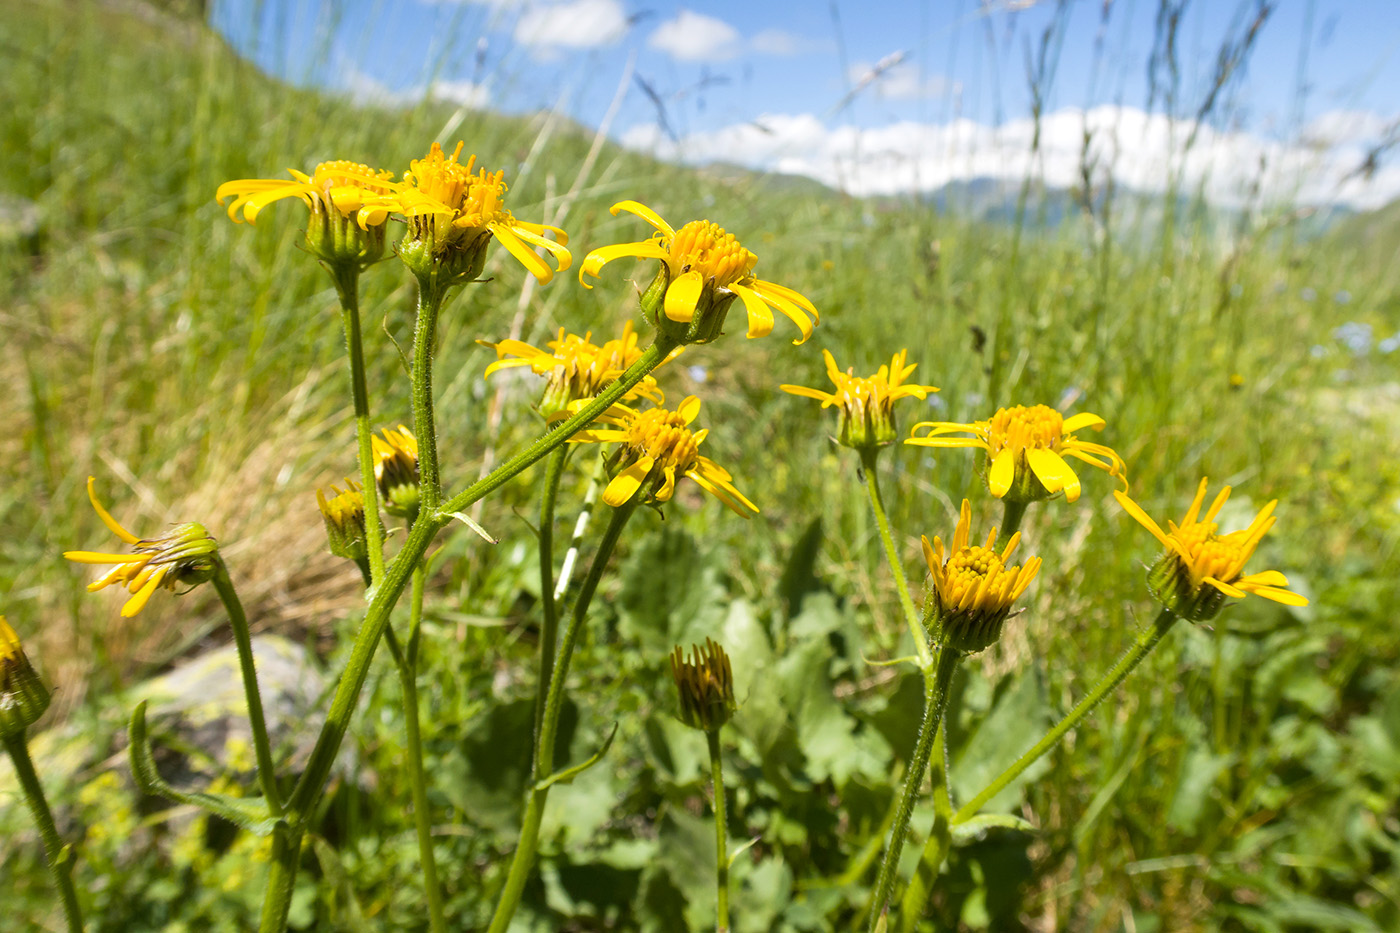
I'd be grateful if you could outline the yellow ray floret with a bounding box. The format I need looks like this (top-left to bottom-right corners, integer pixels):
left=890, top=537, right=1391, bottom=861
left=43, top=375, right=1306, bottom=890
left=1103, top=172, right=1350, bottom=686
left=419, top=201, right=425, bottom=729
left=580, top=200, right=818, bottom=344
left=908, top=404, right=1126, bottom=503
left=1115, top=479, right=1308, bottom=616
left=566, top=395, right=758, bottom=518
left=63, top=478, right=219, bottom=618
left=781, top=348, right=937, bottom=448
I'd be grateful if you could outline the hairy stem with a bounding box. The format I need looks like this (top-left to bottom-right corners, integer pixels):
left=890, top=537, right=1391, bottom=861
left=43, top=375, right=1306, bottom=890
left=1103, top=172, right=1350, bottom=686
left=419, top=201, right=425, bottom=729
left=213, top=559, right=282, bottom=814
left=331, top=264, right=386, bottom=584
left=3, top=732, right=84, bottom=933
left=860, top=446, right=933, bottom=670
left=708, top=729, right=731, bottom=933
left=533, top=447, right=568, bottom=745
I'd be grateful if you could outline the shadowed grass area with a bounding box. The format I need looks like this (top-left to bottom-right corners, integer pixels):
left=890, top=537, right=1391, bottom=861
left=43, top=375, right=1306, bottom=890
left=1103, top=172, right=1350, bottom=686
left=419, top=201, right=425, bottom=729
left=2, top=1, right=1398, bottom=931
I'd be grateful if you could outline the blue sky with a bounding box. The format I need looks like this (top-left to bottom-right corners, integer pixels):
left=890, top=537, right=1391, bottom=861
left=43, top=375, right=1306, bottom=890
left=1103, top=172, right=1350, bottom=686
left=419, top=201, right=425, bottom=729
left=211, top=0, right=1400, bottom=208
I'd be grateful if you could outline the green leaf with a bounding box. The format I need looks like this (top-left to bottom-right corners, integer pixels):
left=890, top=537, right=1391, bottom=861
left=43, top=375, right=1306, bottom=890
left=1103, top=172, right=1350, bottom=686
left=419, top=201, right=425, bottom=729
left=949, top=812, right=1036, bottom=844
left=616, top=525, right=727, bottom=652
left=537, top=721, right=617, bottom=791
left=1166, top=746, right=1232, bottom=834
left=951, top=667, right=1052, bottom=812
left=126, top=701, right=279, bottom=835
left=778, top=515, right=825, bottom=619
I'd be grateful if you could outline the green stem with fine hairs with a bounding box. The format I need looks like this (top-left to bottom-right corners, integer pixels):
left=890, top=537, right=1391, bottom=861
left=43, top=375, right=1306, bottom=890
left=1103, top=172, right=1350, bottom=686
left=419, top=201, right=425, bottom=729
left=952, top=607, right=1178, bottom=824
left=859, top=446, right=933, bottom=671
left=212, top=558, right=282, bottom=815
left=3, top=732, right=84, bottom=933
left=707, top=728, right=731, bottom=933
left=866, top=645, right=960, bottom=933
left=996, top=498, right=1029, bottom=550
left=533, top=447, right=568, bottom=745
left=487, top=499, right=639, bottom=933
left=330, top=264, right=386, bottom=584
left=410, top=278, right=446, bottom=514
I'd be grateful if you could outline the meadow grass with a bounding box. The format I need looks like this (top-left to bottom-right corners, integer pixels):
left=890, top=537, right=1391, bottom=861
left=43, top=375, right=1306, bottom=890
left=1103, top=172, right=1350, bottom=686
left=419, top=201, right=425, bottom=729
left=2, top=1, right=1398, bottom=930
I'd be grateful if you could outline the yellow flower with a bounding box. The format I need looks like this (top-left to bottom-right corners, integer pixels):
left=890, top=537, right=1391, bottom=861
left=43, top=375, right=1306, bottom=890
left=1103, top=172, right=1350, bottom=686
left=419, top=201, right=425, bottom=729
left=580, top=200, right=818, bottom=345
left=1115, top=479, right=1307, bottom=622
left=216, top=160, right=399, bottom=226
left=0, top=615, right=50, bottom=739
left=670, top=638, right=737, bottom=732
left=316, top=480, right=368, bottom=563
left=922, top=500, right=1041, bottom=653
left=216, top=160, right=399, bottom=267
left=907, top=404, right=1126, bottom=503
left=480, top=321, right=675, bottom=416
left=372, top=427, right=420, bottom=520
left=64, top=478, right=219, bottom=618
left=781, top=348, right=938, bottom=449
left=394, top=142, right=571, bottom=284
left=566, top=396, right=758, bottom=518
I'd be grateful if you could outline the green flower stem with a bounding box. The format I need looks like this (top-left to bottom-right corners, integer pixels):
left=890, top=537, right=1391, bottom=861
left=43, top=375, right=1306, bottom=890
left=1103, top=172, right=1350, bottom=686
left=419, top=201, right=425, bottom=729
left=951, top=607, right=1178, bottom=825
left=265, top=343, right=672, bottom=933
left=996, top=498, right=1029, bottom=550
left=707, top=728, right=731, bottom=933
left=396, top=560, right=447, bottom=933
left=212, top=558, right=282, bottom=815
left=411, top=280, right=447, bottom=513
left=533, top=446, right=568, bottom=744
left=331, top=264, right=386, bottom=584
left=258, top=822, right=304, bottom=933
left=3, top=731, right=84, bottom=933
left=859, top=446, right=933, bottom=671
left=488, top=499, right=639, bottom=933
left=867, top=645, right=959, bottom=933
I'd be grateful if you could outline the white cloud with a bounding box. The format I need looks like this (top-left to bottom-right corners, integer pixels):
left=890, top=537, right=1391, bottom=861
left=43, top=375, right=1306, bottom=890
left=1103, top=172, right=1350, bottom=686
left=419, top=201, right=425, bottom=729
left=515, top=0, right=628, bottom=50
left=619, top=106, right=1400, bottom=210
left=341, top=67, right=489, bottom=110
left=648, top=10, right=741, bottom=62
left=749, top=28, right=823, bottom=56
left=848, top=60, right=961, bottom=101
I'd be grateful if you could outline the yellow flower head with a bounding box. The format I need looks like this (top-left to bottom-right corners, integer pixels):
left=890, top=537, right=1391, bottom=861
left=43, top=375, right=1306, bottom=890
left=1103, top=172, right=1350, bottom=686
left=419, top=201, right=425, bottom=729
left=64, top=478, right=219, bottom=618
left=216, top=160, right=399, bottom=268
left=580, top=200, right=819, bottom=346
left=0, top=615, right=50, bottom=739
left=1115, top=479, right=1308, bottom=622
left=921, top=500, right=1042, bottom=653
left=481, top=321, right=676, bottom=417
left=781, top=348, right=938, bottom=449
left=316, top=480, right=368, bottom=563
left=908, top=404, right=1126, bottom=504
left=373, top=426, right=421, bottom=520
left=670, top=638, right=738, bottom=733
left=394, top=142, right=571, bottom=285
left=567, top=396, right=758, bottom=518
left=216, top=160, right=399, bottom=226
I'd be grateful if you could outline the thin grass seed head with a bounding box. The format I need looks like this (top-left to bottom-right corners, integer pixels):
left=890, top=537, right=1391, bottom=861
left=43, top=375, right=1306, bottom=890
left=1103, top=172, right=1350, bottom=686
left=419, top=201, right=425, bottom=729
left=670, top=638, right=737, bottom=732
left=480, top=321, right=677, bottom=418
left=215, top=160, right=397, bottom=268
left=580, top=200, right=819, bottom=346
left=1115, top=480, right=1308, bottom=623
left=908, top=403, right=1127, bottom=504
left=63, top=478, right=219, bottom=619
left=373, top=426, right=421, bottom=521
left=394, top=142, right=571, bottom=286
left=563, top=396, right=759, bottom=518
left=781, top=348, right=938, bottom=449
left=922, top=500, right=1041, bottom=654
left=317, top=480, right=368, bottom=564
left=0, top=616, right=50, bottom=739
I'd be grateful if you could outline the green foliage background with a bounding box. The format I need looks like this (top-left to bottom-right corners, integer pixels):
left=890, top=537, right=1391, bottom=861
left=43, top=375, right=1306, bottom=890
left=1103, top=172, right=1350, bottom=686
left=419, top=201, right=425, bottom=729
left=2, top=1, right=1398, bottom=930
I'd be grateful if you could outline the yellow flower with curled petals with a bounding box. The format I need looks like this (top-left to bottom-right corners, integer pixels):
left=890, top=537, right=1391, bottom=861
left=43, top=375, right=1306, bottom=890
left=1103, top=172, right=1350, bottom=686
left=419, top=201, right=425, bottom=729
left=908, top=404, right=1126, bottom=504
left=580, top=201, right=818, bottom=346
left=480, top=320, right=677, bottom=416
left=64, top=478, right=219, bottom=618
left=216, top=160, right=399, bottom=267
left=566, top=396, right=758, bottom=518
left=394, top=142, right=570, bottom=285
left=781, top=348, right=937, bottom=449
left=1115, top=479, right=1307, bottom=622
left=922, top=500, right=1041, bottom=653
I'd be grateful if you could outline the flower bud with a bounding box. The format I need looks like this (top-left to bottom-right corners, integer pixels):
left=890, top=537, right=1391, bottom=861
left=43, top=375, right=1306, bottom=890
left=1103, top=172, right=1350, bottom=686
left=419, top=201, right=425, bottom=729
left=0, top=616, right=50, bottom=739
left=670, top=639, right=737, bottom=732
left=373, top=426, right=421, bottom=521
left=317, top=480, right=368, bottom=563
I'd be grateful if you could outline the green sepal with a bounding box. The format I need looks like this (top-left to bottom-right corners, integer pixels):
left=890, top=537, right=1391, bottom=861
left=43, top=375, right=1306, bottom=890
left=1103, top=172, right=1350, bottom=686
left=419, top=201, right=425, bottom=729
left=128, top=700, right=279, bottom=835
left=534, top=722, right=618, bottom=792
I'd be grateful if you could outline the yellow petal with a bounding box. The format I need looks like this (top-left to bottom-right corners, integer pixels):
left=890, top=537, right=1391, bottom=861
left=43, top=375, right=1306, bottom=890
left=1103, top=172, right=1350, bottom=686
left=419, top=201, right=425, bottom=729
left=665, top=270, right=704, bottom=323
left=609, top=200, right=676, bottom=237
left=63, top=550, right=147, bottom=565
left=491, top=223, right=554, bottom=284
left=1026, top=447, right=1080, bottom=501
left=603, top=457, right=654, bottom=507
left=507, top=223, right=573, bottom=271
left=578, top=241, right=669, bottom=286
left=780, top=384, right=835, bottom=403
left=676, top=395, right=702, bottom=424
left=1113, top=490, right=1171, bottom=548
left=988, top=449, right=1016, bottom=498
left=1061, top=412, right=1106, bottom=433
left=86, top=477, right=140, bottom=544
left=730, top=283, right=774, bottom=339
left=121, top=566, right=169, bottom=618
